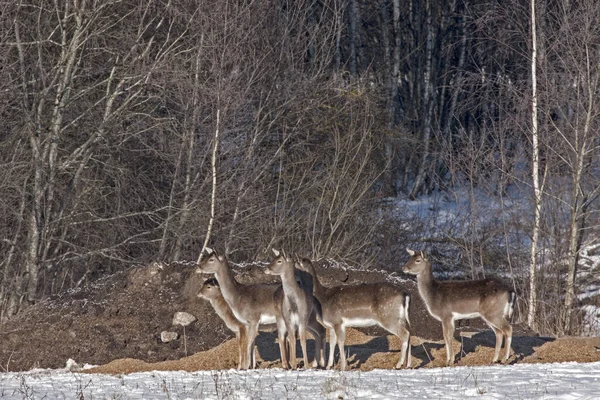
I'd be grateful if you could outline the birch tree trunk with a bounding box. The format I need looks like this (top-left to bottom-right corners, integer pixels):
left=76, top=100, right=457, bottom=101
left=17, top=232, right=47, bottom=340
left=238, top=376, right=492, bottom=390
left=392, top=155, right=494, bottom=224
left=197, top=109, right=220, bottom=264
left=528, top=0, right=541, bottom=331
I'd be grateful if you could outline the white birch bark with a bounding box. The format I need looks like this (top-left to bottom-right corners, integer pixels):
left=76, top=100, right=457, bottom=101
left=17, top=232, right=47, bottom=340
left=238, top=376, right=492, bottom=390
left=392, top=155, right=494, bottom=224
left=197, top=109, right=220, bottom=264
left=528, top=0, right=541, bottom=330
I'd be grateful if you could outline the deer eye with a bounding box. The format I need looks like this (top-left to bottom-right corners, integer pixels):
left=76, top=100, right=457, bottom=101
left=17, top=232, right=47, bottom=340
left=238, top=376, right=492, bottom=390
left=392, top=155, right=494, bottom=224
left=415, top=258, right=421, bottom=263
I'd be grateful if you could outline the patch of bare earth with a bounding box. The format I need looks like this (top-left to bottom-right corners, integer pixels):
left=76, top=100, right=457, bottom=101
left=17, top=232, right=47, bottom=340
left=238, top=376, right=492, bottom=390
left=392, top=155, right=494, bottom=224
left=1, top=260, right=599, bottom=374
left=85, top=329, right=600, bottom=374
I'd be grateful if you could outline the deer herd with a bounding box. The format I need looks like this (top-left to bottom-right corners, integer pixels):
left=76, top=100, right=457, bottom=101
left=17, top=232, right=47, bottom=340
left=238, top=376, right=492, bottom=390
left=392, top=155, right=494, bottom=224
left=196, top=247, right=516, bottom=371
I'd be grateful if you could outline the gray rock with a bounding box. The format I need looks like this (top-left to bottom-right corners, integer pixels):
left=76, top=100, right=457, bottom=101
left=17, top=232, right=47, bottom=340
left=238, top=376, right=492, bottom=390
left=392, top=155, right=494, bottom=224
left=160, top=331, right=179, bottom=343
left=172, top=311, right=196, bottom=326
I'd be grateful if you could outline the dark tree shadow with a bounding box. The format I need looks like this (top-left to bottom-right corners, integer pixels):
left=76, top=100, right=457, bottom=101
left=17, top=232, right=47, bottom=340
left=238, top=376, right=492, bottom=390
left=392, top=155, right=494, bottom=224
left=344, top=336, right=391, bottom=369
left=411, top=341, right=445, bottom=368
left=456, top=330, right=555, bottom=364
left=254, top=332, right=326, bottom=368
left=253, top=328, right=556, bottom=369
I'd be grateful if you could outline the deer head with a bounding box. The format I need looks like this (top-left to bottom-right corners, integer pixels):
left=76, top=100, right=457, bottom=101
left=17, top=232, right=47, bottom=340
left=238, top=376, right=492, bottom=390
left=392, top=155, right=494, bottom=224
left=402, top=248, right=429, bottom=275
left=266, top=249, right=293, bottom=275
left=198, top=277, right=221, bottom=300
left=196, top=248, right=225, bottom=274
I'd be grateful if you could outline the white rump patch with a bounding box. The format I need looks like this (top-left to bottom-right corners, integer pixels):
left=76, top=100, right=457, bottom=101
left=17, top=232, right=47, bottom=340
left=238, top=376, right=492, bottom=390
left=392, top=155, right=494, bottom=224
left=451, top=312, right=481, bottom=321
left=342, top=317, right=378, bottom=328
left=259, top=315, right=277, bottom=325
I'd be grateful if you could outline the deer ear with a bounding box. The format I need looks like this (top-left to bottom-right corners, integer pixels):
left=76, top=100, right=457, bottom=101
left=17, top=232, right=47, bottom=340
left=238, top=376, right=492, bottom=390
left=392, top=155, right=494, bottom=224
left=420, top=251, right=427, bottom=260
left=406, top=248, right=415, bottom=256
left=272, top=248, right=280, bottom=257
left=205, top=246, right=213, bottom=254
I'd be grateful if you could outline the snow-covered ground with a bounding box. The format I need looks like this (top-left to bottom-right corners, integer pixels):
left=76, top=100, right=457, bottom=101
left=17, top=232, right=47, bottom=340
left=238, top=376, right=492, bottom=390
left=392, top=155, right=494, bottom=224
left=1, top=362, right=600, bottom=399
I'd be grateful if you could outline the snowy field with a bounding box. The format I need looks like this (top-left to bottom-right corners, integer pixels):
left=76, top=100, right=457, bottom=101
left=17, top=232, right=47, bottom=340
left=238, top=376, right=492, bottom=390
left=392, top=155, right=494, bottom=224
left=1, top=362, right=600, bottom=399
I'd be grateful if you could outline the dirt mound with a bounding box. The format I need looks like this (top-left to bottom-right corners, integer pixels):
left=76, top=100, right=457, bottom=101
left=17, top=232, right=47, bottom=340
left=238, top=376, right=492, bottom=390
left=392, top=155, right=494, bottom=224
left=1, top=259, right=598, bottom=373
left=85, top=330, right=600, bottom=374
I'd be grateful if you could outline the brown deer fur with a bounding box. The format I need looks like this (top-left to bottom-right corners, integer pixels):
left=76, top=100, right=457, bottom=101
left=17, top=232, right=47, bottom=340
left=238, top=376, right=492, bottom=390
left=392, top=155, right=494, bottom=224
left=197, top=277, right=277, bottom=369
left=297, top=258, right=411, bottom=370
left=266, top=250, right=326, bottom=369
left=402, top=249, right=515, bottom=365
left=196, top=249, right=288, bottom=369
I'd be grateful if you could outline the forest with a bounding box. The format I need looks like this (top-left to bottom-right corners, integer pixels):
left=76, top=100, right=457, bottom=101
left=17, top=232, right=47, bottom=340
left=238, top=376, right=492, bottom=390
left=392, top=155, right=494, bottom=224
left=0, top=0, right=599, bottom=336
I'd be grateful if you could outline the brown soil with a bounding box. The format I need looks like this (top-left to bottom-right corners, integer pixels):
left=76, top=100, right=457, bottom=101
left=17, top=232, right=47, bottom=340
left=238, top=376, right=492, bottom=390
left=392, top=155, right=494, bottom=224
left=1, top=260, right=599, bottom=374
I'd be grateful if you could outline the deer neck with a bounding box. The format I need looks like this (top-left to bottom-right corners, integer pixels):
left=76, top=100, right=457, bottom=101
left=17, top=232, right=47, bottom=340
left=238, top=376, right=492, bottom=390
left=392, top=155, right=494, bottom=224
left=416, top=261, right=437, bottom=305
left=280, top=268, right=302, bottom=296
left=313, top=277, right=327, bottom=300
left=302, top=262, right=326, bottom=299
left=214, top=262, right=242, bottom=305
left=209, top=296, right=227, bottom=314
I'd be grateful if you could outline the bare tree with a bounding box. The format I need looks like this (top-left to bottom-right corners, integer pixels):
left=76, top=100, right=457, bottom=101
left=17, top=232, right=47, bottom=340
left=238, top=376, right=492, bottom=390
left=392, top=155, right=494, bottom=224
left=1, top=0, right=194, bottom=316
left=528, top=0, right=542, bottom=331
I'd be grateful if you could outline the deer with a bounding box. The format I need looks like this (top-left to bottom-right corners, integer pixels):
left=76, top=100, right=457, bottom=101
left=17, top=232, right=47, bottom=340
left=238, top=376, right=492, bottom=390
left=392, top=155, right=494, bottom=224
left=196, top=248, right=289, bottom=369
left=197, top=277, right=278, bottom=369
left=296, top=258, right=412, bottom=371
left=402, top=249, right=516, bottom=366
left=265, top=249, right=326, bottom=369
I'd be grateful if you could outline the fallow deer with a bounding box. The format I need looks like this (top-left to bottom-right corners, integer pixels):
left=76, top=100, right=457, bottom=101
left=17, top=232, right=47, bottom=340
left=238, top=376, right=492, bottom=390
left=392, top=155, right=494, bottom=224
left=197, top=277, right=277, bottom=369
left=402, top=249, right=516, bottom=366
left=196, top=248, right=289, bottom=369
left=265, top=250, right=326, bottom=369
left=296, top=258, right=412, bottom=370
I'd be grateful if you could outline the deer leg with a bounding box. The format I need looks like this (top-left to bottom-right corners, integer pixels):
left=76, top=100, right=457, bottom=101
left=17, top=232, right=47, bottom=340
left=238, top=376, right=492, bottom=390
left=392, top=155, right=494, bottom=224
left=441, top=319, right=456, bottom=366
left=307, top=324, right=319, bottom=368
left=251, top=339, right=257, bottom=369
left=491, top=326, right=504, bottom=363
left=237, top=328, right=247, bottom=370
left=299, top=325, right=309, bottom=369
left=335, top=326, right=347, bottom=371
left=483, top=316, right=512, bottom=363
left=308, top=319, right=326, bottom=368
left=395, top=326, right=412, bottom=369
left=326, top=327, right=337, bottom=369
left=501, top=319, right=513, bottom=362
left=244, top=322, right=259, bottom=370
left=320, top=329, right=327, bottom=367
left=287, top=323, right=298, bottom=370
left=277, top=320, right=289, bottom=369
left=380, top=312, right=412, bottom=369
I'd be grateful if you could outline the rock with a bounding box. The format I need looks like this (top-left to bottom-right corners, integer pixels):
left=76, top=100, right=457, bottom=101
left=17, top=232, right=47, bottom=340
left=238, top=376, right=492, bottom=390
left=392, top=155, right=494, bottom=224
left=160, top=331, right=179, bottom=343
left=65, top=358, right=81, bottom=372
left=172, top=311, right=196, bottom=327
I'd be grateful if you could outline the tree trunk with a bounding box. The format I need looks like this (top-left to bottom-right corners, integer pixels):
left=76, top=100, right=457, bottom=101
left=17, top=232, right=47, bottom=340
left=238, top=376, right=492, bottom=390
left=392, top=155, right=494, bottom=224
left=528, top=0, right=541, bottom=331
left=198, top=109, right=221, bottom=264
left=348, top=0, right=359, bottom=76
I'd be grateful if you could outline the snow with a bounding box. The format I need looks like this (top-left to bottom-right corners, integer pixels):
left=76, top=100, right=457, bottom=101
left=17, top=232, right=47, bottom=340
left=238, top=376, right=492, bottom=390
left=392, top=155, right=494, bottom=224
left=1, top=362, right=600, bottom=399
